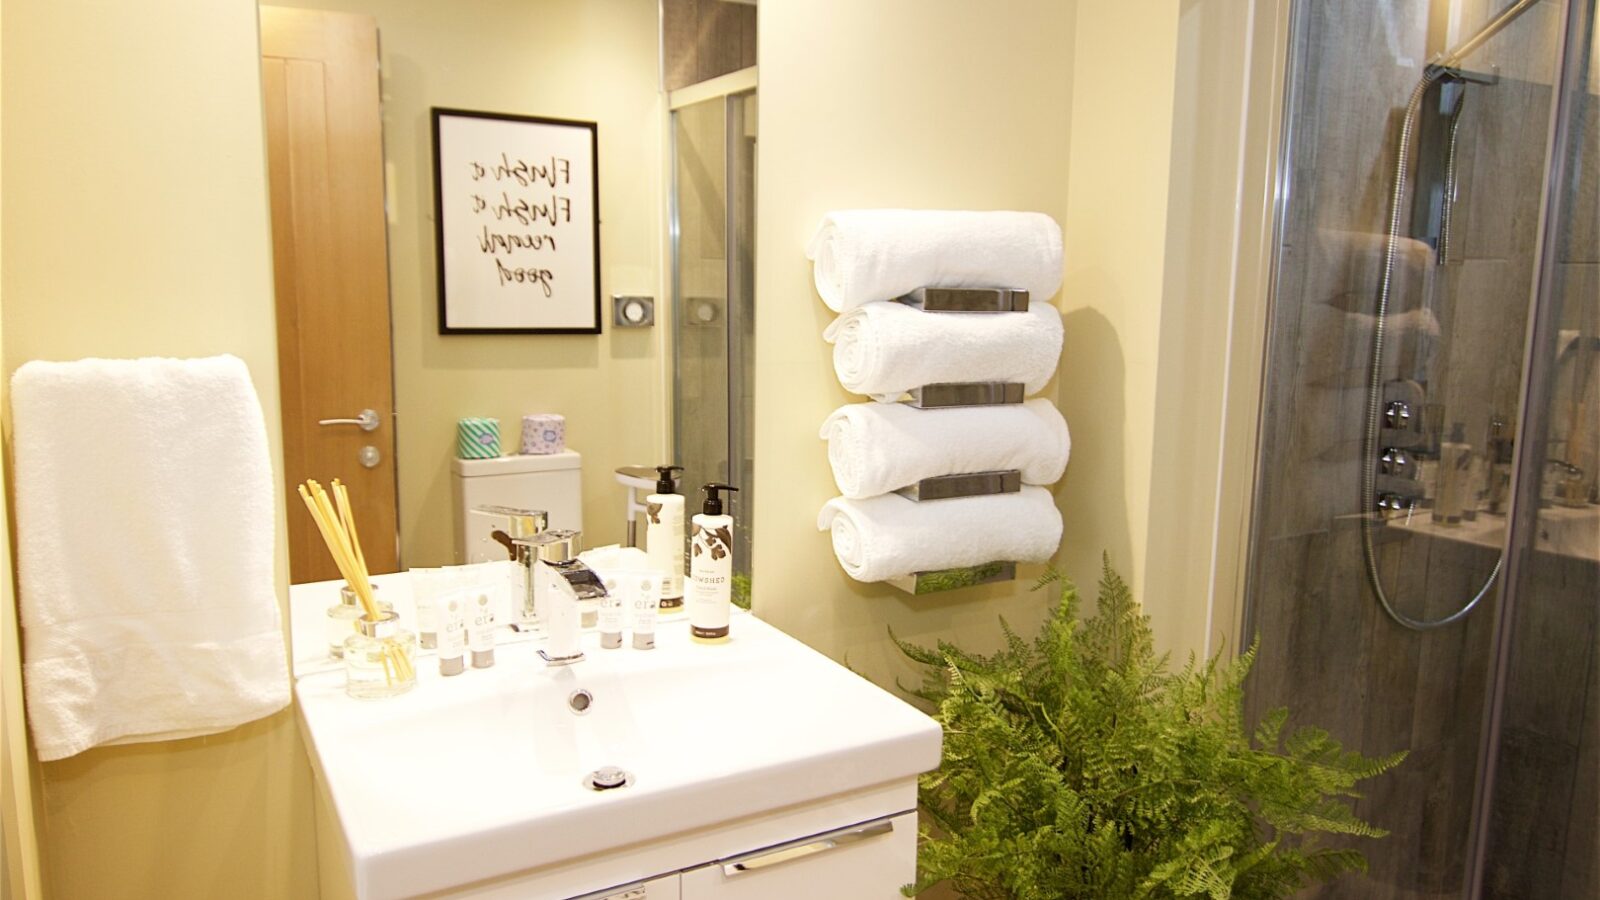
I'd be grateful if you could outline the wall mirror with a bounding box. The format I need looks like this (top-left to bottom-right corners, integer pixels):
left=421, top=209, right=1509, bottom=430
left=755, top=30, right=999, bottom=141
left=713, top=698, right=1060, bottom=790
left=256, top=0, right=758, bottom=589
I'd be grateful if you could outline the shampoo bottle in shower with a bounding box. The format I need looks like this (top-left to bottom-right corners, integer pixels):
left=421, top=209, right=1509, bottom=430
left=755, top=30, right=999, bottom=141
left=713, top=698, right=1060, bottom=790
left=646, top=465, right=686, bottom=610
left=689, top=483, right=738, bottom=644
left=1434, top=422, right=1472, bottom=525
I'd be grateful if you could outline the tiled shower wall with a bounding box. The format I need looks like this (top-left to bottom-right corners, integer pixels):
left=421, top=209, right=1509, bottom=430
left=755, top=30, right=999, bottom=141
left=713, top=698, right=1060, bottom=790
left=1242, top=2, right=1596, bottom=898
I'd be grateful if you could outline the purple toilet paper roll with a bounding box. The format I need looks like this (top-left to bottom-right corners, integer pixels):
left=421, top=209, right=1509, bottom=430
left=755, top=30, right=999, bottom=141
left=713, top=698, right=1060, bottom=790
left=521, top=414, right=565, bottom=454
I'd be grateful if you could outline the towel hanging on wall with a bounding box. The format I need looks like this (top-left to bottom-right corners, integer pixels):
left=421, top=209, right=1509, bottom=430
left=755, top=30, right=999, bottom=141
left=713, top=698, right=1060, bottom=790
left=818, top=487, right=1064, bottom=583
left=806, top=209, right=1063, bottom=312
left=821, top=399, right=1070, bottom=499
left=824, top=300, right=1064, bottom=401
left=11, top=355, right=289, bottom=761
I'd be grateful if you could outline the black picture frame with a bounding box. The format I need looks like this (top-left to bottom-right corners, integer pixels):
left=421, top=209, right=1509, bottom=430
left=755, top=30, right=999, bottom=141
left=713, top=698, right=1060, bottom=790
left=431, top=107, right=602, bottom=335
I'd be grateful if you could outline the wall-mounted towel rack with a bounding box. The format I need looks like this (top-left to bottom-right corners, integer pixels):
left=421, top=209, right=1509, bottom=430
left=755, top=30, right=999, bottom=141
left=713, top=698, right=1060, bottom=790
left=888, top=561, right=1019, bottom=595
left=894, top=469, right=1021, bottom=501
left=885, top=285, right=1039, bottom=594
left=895, top=287, right=1031, bottom=312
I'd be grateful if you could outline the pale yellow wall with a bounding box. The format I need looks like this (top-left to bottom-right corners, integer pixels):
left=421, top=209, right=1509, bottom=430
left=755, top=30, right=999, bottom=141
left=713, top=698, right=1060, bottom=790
left=0, top=0, right=317, bottom=897
left=280, top=0, right=667, bottom=568
left=1057, top=1, right=1190, bottom=652
left=751, top=0, right=1080, bottom=688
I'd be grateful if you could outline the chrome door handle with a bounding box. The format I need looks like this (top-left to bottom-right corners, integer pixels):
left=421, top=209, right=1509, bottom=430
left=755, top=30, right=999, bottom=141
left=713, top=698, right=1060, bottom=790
left=318, top=409, right=381, bottom=432
left=720, top=817, right=895, bottom=876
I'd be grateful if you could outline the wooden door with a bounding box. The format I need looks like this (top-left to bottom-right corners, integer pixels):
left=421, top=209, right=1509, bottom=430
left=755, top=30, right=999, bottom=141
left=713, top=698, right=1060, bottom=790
left=260, top=7, right=399, bottom=583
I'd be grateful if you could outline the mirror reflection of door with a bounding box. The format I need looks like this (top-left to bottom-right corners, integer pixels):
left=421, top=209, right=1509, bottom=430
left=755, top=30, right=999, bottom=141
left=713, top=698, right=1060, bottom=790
left=260, top=6, right=400, bottom=583
left=672, top=87, right=757, bottom=579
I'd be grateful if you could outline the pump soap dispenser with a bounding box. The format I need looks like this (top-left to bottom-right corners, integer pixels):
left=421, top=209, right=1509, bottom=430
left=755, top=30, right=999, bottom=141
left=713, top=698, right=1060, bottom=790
left=689, top=483, right=739, bottom=643
left=646, top=465, right=686, bottom=610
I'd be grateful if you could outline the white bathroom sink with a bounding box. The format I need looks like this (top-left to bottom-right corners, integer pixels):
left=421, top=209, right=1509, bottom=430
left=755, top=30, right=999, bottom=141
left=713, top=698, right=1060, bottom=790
left=293, top=609, right=941, bottom=899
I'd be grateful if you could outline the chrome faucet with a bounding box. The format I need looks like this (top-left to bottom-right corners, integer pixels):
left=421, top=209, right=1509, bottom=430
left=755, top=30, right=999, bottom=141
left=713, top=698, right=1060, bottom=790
left=511, top=529, right=607, bottom=666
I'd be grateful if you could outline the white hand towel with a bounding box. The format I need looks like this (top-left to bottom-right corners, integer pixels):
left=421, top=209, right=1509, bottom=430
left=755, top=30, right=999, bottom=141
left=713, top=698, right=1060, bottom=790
left=12, top=355, right=289, bottom=761
left=824, top=300, right=1063, bottom=401
left=817, top=487, right=1063, bottom=583
left=806, top=210, right=1064, bottom=312
left=821, top=399, right=1070, bottom=499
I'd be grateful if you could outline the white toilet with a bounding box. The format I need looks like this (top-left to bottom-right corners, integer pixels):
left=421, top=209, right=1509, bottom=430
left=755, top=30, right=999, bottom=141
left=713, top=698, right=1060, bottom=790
left=451, top=451, right=583, bottom=564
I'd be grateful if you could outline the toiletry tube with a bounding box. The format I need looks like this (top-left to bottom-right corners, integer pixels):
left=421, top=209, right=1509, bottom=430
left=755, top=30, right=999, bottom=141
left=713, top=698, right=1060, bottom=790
left=599, top=577, right=624, bottom=649
left=438, top=594, right=467, bottom=677
left=520, top=414, right=565, bottom=455
left=468, top=591, right=497, bottom=668
left=630, top=572, right=662, bottom=650
left=457, top=417, right=501, bottom=459
left=409, top=568, right=444, bottom=649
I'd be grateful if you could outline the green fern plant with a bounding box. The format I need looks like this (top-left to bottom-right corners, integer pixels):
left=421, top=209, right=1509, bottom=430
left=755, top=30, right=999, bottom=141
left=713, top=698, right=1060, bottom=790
left=895, top=557, right=1404, bottom=899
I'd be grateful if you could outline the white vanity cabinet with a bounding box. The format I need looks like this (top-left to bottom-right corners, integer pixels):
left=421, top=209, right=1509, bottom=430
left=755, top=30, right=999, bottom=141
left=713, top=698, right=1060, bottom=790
left=290, top=583, right=941, bottom=900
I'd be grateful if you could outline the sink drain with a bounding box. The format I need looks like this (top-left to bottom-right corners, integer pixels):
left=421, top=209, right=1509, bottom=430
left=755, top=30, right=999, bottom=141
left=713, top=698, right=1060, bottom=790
left=582, top=766, right=633, bottom=792
left=568, top=689, right=593, bottom=715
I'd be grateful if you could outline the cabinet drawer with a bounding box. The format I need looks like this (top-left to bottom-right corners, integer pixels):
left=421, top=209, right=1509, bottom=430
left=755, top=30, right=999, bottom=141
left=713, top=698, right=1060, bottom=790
left=680, top=812, right=916, bottom=900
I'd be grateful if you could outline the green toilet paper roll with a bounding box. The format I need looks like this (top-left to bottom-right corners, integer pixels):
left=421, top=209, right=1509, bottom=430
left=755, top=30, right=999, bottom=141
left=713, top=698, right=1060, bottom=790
left=457, top=417, right=501, bottom=459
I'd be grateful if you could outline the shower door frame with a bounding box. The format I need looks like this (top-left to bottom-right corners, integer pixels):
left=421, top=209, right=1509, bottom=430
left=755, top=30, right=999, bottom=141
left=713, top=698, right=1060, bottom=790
left=667, top=67, right=758, bottom=575
left=1461, top=0, right=1594, bottom=892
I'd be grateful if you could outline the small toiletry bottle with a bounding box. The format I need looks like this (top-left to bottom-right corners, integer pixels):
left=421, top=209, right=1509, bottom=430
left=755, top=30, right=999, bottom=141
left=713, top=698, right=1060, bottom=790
left=438, top=594, right=467, bottom=677
left=631, top=573, right=662, bottom=650
left=467, top=591, right=497, bottom=668
left=327, top=583, right=391, bottom=659
left=1434, top=422, right=1472, bottom=525
left=689, top=483, right=738, bottom=643
left=645, top=465, right=686, bottom=610
left=343, top=610, right=417, bottom=699
left=410, top=568, right=444, bottom=649
left=598, top=577, right=624, bottom=649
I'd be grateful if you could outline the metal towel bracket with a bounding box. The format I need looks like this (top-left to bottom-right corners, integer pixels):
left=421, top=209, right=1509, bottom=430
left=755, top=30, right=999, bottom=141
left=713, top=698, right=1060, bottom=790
left=895, top=287, right=1030, bottom=312
left=903, top=382, right=1025, bottom=408
left=888, top=561, right=1018, bottom=595
left=895, top=469, right=1021, bottom=501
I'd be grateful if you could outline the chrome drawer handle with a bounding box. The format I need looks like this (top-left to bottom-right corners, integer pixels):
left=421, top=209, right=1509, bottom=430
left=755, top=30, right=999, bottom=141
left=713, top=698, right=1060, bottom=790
left=721, top=817, right=895, bottom=876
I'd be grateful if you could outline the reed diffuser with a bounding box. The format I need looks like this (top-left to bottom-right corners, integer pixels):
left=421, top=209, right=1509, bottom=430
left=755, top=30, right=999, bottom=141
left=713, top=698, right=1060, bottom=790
left=299, top=479, right=416, bottom=697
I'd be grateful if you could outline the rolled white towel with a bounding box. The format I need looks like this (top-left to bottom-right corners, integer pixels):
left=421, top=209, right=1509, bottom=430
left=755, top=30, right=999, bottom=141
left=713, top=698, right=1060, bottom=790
left=824, top=301, right=1063, bottom=400
left=817, top=487, right=1063, bottom=583
left=806, top=210, right=1064, bottom=312
left=821, top=399, right=1070, bottom=499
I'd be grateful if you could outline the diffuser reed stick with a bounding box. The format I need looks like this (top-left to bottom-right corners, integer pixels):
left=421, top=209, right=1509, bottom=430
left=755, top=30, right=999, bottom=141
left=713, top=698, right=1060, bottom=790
left=298, top=479, right=413, bottom=684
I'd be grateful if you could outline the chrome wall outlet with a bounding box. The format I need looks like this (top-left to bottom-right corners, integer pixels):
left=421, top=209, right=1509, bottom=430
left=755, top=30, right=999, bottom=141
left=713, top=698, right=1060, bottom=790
left=612, top=295, right=655, bottom=327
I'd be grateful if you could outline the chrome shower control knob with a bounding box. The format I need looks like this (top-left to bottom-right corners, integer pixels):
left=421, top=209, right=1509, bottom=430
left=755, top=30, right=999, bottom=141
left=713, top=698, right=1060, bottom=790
left=1380, top=448, right=1412, bottom=476
left=1376, top=493, right=1415, bottom=513
left=1384, top=401, right=1412, bottom=429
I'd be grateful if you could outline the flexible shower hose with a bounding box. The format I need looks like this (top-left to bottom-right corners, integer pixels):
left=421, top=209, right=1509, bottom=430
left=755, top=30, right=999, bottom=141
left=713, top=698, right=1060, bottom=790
left=1359, top=70, right=1501, bottom=631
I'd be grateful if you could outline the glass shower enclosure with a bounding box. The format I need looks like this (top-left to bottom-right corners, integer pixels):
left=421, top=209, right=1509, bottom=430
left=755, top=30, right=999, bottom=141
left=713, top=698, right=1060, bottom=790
left=1242, top=0, right=1597, bottom=897
left=671, top=89, right=756, bottom=578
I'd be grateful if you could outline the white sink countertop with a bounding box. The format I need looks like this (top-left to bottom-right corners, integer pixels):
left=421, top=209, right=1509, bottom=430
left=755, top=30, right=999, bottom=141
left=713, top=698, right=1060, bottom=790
left=292, top=590, right=942, bottom=899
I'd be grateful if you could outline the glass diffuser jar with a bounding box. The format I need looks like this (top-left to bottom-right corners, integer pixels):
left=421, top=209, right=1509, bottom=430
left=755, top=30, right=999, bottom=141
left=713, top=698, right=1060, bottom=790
left=342, top=610, right=417, bottom=699
left=326, top=583, right=391, bottom=659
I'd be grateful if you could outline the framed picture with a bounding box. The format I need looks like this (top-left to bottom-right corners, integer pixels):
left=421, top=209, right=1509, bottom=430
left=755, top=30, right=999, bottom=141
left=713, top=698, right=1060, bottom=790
left=431, top=107, right=601, bottom=334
